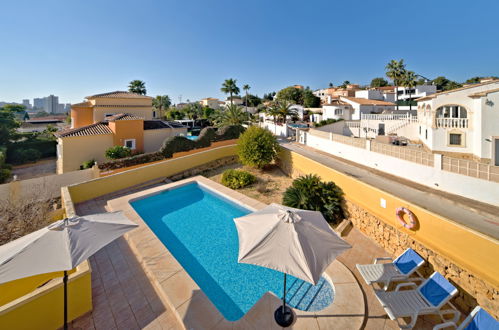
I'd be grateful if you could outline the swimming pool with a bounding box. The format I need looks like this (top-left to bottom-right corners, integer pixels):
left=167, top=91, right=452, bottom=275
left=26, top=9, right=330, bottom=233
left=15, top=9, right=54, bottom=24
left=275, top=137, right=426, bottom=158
left=130, top=182, right=334, bottom=321
left=185, top=135, right=198, bottom=141
left=288, top=123, right=308, bottom=128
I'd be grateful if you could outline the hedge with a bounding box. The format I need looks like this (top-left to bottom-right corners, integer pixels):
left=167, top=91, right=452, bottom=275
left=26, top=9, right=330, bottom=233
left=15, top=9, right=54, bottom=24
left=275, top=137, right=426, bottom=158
left=6, top=140, right=56, bottom=163
left=99, top=125, right=245, bottom=171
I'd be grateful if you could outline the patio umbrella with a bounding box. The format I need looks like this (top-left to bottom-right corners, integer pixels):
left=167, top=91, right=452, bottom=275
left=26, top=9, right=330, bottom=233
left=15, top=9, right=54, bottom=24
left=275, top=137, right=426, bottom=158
left=0, top=211, right=138, bottom=330
left=234, top=203, right=351, bottom=327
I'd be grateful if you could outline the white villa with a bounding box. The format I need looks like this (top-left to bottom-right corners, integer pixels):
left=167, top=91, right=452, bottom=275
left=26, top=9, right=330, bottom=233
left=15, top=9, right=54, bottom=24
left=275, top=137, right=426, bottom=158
left=417, top=80, right=499, bottom=165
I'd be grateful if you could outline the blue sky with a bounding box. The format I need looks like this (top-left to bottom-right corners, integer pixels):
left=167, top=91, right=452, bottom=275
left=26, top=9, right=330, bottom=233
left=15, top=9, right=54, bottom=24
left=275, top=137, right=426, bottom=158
left=1, top=0, right=498, bottom=104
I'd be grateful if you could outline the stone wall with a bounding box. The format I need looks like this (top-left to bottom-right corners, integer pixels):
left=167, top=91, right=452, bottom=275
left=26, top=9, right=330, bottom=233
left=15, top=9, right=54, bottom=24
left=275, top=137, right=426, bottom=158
left=346, top=200, right=499, bottom=319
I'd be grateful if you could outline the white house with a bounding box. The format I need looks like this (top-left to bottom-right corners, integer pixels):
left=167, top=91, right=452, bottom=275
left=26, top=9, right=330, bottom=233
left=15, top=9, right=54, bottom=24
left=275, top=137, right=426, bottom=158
left=417, top=80, right=499, bottom=165
left=321, top=99, right=353, bottom=121
left=339, top=96, right=395, bottom=120
left=396, top=84, right=436, bottom=101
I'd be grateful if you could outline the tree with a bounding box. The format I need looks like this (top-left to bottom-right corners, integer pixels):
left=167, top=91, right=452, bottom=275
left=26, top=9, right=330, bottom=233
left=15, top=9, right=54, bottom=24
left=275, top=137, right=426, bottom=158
left=282, top=174, right=345, bottom=225
left=152, top=95, right=171, bottom=119
left=431, top=76, right=462, bottom=91
left=262, top=92, right=276, bottom=101
left=328, top=82, right=334, bottom=87
left=465, top=77, right=482, bottom=84
left=276, top=86, right=303, bottom=104
left=2, top=104, right=26, bottom=113
left=302, top=88, right=321, bottom=107
left=237, top=126, right=280, bottom=169
left=401, top=70, right=417, bottom=111
left=0, top=107, right=20, bottom=146
left=370, top=77, right=389, bottom=88
left=386, top=59, right=406, bottom=110
left=275, top=100, right=297, bottom=123
left=214, top=104, right=249, bottom=127
left=243, top=84, right=250, bottom=112
left=183, top=103, right=202, bottom=120
left=128, top=80, right=147, bottom=95
left=265, top=104, right=281, bottom=135
left=339, top=80, right=351, bottom=88
left=243, top=94, right=262, bottom=107
left=221, top=79, right=240, bottom=105
left=166, top=109, right=184, bottom=120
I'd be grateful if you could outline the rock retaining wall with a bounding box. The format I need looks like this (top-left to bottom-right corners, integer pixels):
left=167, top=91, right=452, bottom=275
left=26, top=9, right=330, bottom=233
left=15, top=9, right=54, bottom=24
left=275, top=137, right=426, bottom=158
left=346, top=200, right=498, bottom=318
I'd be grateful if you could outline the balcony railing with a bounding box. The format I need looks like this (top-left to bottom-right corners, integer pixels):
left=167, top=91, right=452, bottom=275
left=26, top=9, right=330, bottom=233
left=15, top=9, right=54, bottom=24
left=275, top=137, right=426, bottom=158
left=435, top=118, right=468, bottom=128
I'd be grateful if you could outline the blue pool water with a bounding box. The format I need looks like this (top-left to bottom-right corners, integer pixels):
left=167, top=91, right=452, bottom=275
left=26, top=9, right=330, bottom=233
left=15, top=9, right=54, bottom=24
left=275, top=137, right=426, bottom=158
left=130, top=183, right=334, bottom=321
left=288, top=123, right=308, bottom=128
left=185, top=135, right=198, bottom=140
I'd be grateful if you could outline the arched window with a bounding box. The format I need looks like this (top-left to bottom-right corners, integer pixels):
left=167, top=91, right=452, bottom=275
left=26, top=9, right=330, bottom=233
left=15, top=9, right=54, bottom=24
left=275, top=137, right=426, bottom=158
left=436, top=105, right=467, bottom=119
left=426, top=104, right=431, bottom=117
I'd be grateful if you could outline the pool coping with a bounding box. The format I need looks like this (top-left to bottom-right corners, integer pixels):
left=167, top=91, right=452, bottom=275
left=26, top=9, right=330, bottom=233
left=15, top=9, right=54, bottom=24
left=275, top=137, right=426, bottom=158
left=106, top=176, right=365, bottom=330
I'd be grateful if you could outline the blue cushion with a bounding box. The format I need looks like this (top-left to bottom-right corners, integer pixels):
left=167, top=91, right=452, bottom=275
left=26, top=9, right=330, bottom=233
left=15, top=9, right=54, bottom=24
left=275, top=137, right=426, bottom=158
left=465, top=307, right=499, bottom=330
left=394, top=249, right=424, bottom=275
left=419, top=273, right=456, bottom=307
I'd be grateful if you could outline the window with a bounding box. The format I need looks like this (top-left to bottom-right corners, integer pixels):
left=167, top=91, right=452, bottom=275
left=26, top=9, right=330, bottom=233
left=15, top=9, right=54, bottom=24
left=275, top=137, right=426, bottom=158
left=425, top=129, right=428, bottom=140
left=124, top=139, right=136, bottom=150
left=419, top=126, right=421, bottom=134
left=449, top=133, right=462, bottom=146
left=104, top=113, right=114, bottom=117
left=334, top=109, right=343, bottom=115
left=436, top=105, right=467, bottom=118
left=153, top=111, right=156, bottom=118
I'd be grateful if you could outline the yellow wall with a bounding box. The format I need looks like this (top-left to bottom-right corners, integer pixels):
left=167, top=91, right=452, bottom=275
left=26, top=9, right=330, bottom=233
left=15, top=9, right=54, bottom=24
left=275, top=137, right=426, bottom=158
left=109, top=120, right=144, bottom=152
left=71, top=107, right=93, bottom=128
left=58, top=134, right=114, bottom=173
left=279, top=149, right=499, bottom=288
left=0, top=262, right=92, bottom=330
left=68, top=144, right=237, bottom=203
left=143, top=127, right=187, bottom=153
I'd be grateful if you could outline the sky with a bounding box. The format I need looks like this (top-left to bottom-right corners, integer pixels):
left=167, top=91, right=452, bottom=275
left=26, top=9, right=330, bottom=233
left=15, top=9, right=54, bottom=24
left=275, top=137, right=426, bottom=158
left=1, top=0, right=498, bottom=105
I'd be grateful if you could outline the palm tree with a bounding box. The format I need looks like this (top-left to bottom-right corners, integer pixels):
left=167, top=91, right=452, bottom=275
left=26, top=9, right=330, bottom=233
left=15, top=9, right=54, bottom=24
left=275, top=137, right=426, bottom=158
left=152, top=95, right=171, bottom=119
left=215, top=103, right=248, bottom=127
left=221, top=79, right=240, bottom=105
left=128, top=80, right=147, bottom=95
left=243, top=84, right=251, bottom=112
left=265, top=103, right=281, bottom=135
left=385, top=59, right=406, bottom=111
left=402, top=71, right=417, bottom=112
left=275, top=100, right=297, bottom=123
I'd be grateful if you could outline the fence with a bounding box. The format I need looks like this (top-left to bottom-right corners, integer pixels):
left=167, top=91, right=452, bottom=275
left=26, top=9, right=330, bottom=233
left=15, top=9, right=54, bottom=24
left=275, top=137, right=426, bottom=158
left=442, top=156, right=499, bottom=183
left=371, top=141, right=434, bottom=167
left=332, top=133, right=367, bottom=148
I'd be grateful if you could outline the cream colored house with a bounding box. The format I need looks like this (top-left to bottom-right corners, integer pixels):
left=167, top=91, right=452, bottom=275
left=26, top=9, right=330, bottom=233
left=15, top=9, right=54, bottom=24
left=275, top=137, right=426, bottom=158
left=56, top=113, right=187, bottom=173
left=417, top=79, right=499, bottom=164
left=70, top=91, right=155, bottom=129
left=199, top=97, right=221, bottom=109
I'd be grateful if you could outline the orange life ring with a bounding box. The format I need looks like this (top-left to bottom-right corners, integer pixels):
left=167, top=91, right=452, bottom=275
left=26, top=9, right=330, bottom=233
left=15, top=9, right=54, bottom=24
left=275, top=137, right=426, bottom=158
left=396, top=207, right=416, bottom=229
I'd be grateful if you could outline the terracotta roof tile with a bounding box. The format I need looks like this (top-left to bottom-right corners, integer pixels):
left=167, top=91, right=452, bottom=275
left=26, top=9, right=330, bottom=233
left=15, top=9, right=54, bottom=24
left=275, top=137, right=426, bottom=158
left=85, top=91, right=153, bottom=99
left=71, top=101, right=92, bottom=107
left=106, top=113, right=143, bottom=121
left=55, top=122, right=112, bottom=138
left=468, top=87, right=499, bottom=98
left=341, top=96, right=395, bottom=106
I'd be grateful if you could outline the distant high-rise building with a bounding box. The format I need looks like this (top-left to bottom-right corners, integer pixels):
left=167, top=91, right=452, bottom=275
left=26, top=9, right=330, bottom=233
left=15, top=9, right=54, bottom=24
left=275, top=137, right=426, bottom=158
left=33, top=98, right=45, bottom=110
left=57, top=103, right=65, bottom=113
left=22, top=99, right=32, bottom=109
left=44, top=95, right=59, bottom=114
left=64, top=103, right=71, bottom=113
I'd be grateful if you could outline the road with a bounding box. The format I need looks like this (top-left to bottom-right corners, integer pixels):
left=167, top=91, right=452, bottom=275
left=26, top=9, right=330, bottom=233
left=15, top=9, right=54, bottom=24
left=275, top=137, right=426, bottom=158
left=283, top=142, right=499, bottom=241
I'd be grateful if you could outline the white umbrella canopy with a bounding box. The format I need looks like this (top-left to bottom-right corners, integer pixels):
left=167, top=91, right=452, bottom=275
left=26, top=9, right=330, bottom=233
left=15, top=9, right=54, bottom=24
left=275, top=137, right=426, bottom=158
left=0, top=211, right=138, bottom=284
left=234, top=203, right=351, bottom=285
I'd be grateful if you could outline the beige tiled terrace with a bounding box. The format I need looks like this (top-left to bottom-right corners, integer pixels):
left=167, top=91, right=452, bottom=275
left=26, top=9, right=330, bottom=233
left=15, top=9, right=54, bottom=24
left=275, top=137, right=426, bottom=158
left=70, top=176, right=440, bottom=330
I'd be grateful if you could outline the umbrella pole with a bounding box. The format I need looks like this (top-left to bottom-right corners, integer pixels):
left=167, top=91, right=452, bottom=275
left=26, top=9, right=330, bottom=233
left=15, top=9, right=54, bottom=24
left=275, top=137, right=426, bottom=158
left=64, top=270, right=68, bottom=330
left=274, top=273, right=294, bottom=327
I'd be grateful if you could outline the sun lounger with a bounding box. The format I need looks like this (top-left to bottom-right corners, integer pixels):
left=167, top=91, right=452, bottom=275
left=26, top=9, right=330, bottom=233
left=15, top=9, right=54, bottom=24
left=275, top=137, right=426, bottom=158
left=375, top=272, right=458, bottom=329
left=433, top=306, right=499, bottom=330
left=356, top=248, right=425, bottom=290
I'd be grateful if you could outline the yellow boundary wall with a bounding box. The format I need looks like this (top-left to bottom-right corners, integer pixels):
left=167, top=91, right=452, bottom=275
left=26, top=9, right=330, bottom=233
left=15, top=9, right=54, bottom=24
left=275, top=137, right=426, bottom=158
left=279, top=149, right=499, bottom=289
left=68, top=144, right=238, bottom=204
left=0, top=261, right=92, bottom=330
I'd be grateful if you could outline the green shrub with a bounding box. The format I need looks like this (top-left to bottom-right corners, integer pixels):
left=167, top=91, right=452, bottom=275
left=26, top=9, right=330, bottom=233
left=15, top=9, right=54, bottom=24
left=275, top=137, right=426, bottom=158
left=237, top=126, right=280, bottom=168
left=283, top=174, right=345, bottom=225
left=197, top=127, right=216, bottom=148
left=214, top=125, right=245, bottom=141
left=9, top=148, right=42, bottom=164
left=0, top=168, right=11, bottom=183
left=81, top=159, right=95, bottom=169
left=6, top=140, right=56, bottom=162
left=221, top=169, right=256, bottom=189
left=314, top=118, right=343, bottom=128
left=160, top=136, right=197, bottom=158
left=105, top=146, right=132, bottom=159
